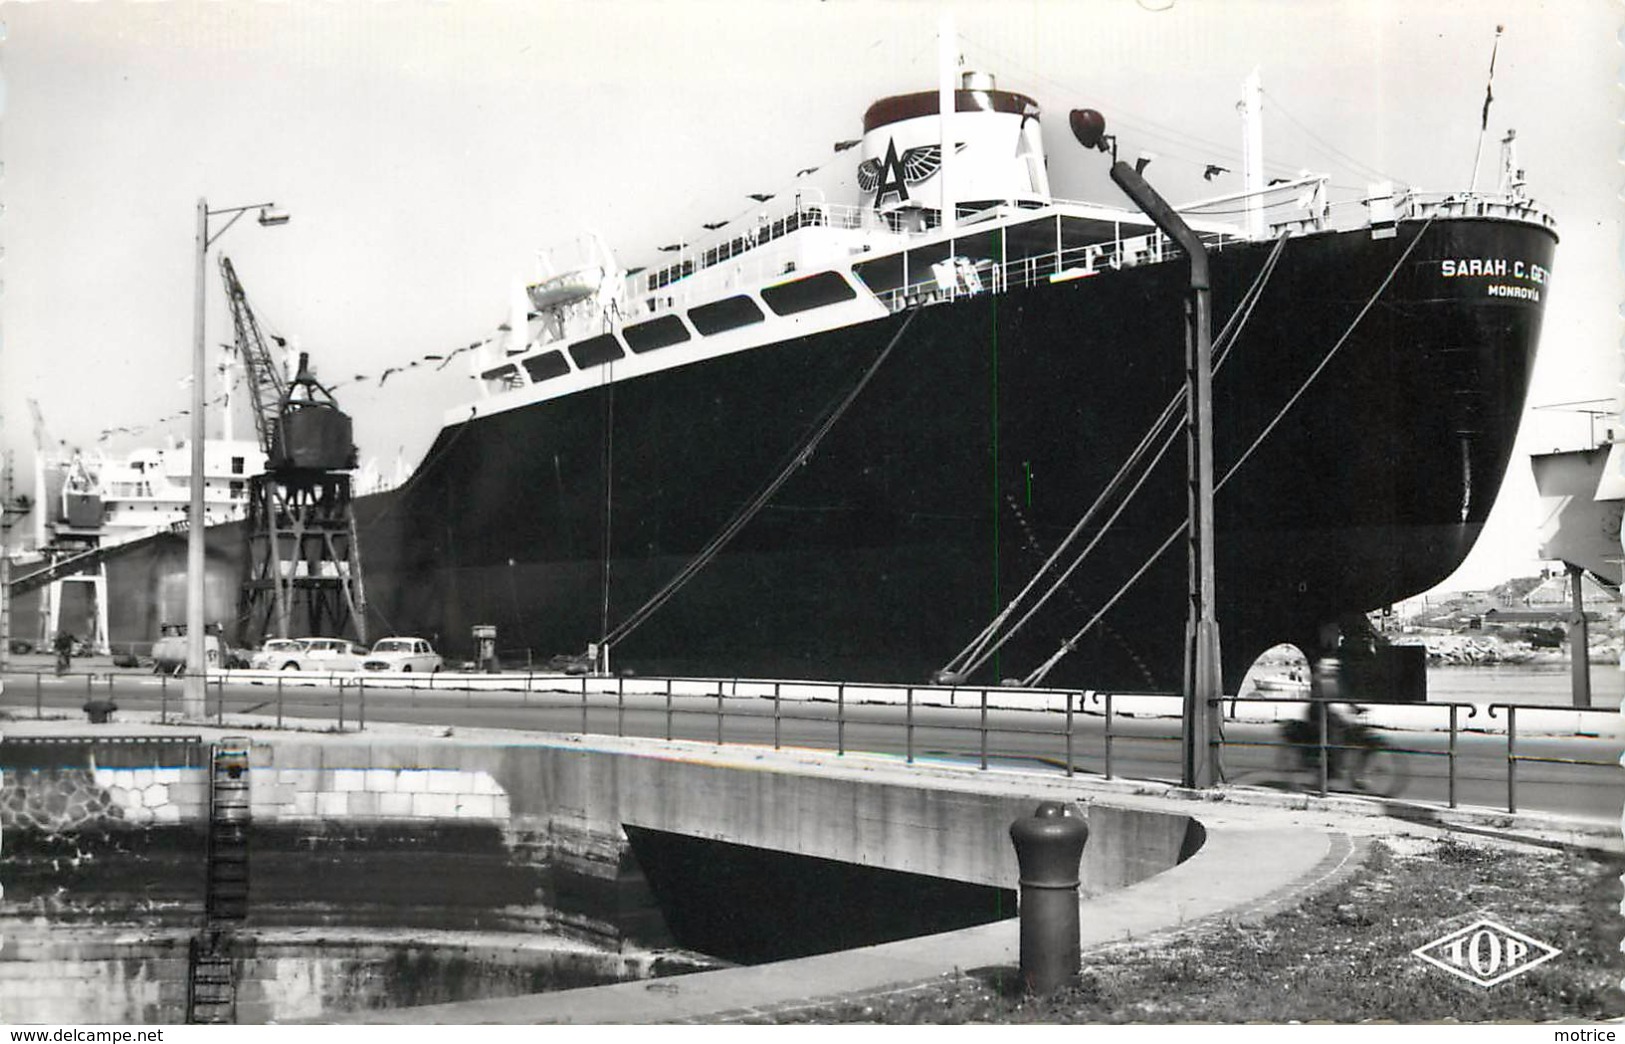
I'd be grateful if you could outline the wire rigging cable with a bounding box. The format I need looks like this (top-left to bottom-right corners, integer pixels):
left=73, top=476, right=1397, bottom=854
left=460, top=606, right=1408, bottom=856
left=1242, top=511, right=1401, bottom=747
left=1215, top=216, right=1435, bottom=492
left=939, top=231, right=1292, bottom=681
left=943, top=232, right=1288, bottom=678
left=1020, top=218, right=1436, bottom=687
left=599, top=307, right=922, bottom=653
left=1262, top=89, right=1402, bottom=188
left=957, top=34, right=1309, bottom=184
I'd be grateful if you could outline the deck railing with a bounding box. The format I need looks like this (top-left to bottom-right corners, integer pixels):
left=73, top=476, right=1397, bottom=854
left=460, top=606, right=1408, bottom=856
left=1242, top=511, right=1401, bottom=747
left=1399, top=189, right=1558, bottom=230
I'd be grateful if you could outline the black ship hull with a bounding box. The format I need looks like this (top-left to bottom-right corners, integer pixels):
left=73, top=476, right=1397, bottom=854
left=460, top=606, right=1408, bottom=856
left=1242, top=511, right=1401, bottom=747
left=44, top=216, right=1555, bottom=693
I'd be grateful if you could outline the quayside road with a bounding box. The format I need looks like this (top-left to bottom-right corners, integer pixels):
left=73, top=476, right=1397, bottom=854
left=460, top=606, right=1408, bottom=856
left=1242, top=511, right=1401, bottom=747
left=6, top=669, right=1617, bottom=822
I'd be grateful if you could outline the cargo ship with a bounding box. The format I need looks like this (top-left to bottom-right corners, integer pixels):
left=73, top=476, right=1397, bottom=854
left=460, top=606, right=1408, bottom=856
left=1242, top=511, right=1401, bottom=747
left=18, top=60, right=1559, bottom=692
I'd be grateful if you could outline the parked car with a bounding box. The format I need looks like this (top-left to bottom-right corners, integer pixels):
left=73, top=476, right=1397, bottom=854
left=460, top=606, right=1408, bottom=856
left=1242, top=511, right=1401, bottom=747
left=362, top=637, right=443, bottom=673
left=250, top=638, right=310, bottom=670
left=150, top=623, right=229, bottom=675
left=277, top=637, right=370, bottom=672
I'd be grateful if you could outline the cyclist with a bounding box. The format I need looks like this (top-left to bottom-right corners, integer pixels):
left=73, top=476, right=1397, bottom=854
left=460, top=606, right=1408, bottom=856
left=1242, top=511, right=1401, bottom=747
left=1304, top=655, right=1359, bottom=777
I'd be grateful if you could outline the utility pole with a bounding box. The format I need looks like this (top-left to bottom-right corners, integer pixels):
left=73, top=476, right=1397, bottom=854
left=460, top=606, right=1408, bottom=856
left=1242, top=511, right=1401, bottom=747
left=187, top=198, right=290, bottom=718
left=1567, top=562, right=1591, bottom=709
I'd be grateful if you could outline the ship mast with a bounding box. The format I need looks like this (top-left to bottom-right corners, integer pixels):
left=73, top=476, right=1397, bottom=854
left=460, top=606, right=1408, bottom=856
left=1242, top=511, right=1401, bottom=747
left=1238, top=67, right=1265, bottom=239
left=1468, top=25, right=1504, bottom=191
left=938, top=12, right=957, bottom=233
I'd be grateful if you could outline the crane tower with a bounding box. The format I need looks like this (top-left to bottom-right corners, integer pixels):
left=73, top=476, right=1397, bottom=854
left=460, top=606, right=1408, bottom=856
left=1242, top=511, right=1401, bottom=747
left=221, top=256, right=368, bottom=646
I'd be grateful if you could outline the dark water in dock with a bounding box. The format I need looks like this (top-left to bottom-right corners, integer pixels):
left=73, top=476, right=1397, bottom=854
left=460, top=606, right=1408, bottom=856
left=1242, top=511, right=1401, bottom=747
left=0, top=822, right=716, bottom=1023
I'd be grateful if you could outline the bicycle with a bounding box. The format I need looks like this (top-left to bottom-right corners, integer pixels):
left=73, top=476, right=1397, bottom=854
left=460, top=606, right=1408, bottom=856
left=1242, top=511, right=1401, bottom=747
left=1275, top=709, right=1409, bottom=797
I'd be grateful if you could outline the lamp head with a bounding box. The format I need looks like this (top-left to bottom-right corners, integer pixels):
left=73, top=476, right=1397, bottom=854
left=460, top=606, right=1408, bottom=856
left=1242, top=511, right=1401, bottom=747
left=1068, top=108, right=1109, bottom=151
left=257, top=207, right=291, bottom=227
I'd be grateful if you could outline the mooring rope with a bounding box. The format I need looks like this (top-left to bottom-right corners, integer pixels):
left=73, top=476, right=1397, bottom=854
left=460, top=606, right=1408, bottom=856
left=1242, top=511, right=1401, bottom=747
left=1020, top=218, right=1436, bottom=687
left=940, top=231, right=1292, bottom=680
left=599, top=306, right=922, bottom=654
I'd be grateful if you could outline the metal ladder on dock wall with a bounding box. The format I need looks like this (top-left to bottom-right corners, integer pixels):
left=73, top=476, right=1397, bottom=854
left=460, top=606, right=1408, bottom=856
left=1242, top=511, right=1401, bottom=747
left=185, top=738, right=251, bottom=1024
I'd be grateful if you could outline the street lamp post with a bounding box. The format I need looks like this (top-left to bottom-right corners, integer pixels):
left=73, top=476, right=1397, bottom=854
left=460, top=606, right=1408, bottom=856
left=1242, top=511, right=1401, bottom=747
left=1069, top=110, right=1222, bottom=788
left=184, top=198, right=289, bottom=716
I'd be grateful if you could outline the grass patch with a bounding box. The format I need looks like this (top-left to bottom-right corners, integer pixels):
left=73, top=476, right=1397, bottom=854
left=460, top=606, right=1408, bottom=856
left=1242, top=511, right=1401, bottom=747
left=771, top=835, right=1624, bottom=1024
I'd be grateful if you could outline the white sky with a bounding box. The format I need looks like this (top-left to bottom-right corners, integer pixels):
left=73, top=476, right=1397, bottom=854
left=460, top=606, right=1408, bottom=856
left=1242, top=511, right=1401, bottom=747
left=1, top=0, right=1618, bottom=594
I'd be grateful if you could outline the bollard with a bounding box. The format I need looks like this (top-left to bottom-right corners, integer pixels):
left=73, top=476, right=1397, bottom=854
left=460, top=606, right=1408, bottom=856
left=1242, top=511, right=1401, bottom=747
left=1009, top=801, right=1089, bottom=995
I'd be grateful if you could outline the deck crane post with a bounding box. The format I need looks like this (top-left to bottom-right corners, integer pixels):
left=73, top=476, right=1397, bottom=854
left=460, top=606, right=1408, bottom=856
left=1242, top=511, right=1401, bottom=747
left=221, top=256, right=368, bottom=647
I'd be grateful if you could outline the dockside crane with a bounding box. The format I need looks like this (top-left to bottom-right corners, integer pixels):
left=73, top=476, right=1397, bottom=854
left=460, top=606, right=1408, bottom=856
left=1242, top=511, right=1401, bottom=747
left=221, top=255, right=368, bottom=646
left=22, top=398, right=111, bottom=653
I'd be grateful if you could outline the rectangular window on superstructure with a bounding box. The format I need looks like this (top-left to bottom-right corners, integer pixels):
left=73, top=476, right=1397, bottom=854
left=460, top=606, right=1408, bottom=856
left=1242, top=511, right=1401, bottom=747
left=568, top=333, right=626, bottom=369
left=851, top=254, right=906, bottom=295
left=231, top=456, right=244, bottom=475
left=648, top=260, right=695, bottom=292
left=522, top=351, right=572, bottom=383
left=760, top=271, right=858, bottom=315
left=229, top=480, right=244, bottom=499
left=687, top=295, right=764, bottom=336
left=623, top=315, right=692, bottom=354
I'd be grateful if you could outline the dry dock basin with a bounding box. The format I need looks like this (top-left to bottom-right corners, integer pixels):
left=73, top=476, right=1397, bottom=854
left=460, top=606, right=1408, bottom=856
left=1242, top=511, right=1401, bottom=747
left=0, top=728, right=1215, bottom=1022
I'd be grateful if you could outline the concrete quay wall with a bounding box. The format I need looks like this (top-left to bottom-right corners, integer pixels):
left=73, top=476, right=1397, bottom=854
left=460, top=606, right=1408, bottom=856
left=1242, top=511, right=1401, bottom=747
left=241, top=736, right=1198, bottom=892
left=2, top=731, right=1200, bottom=894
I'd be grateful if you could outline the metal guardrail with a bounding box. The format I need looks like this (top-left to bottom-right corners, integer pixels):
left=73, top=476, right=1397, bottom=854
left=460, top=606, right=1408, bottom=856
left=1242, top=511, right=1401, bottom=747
left=1398, top=189, right=1558, bottom=230
left=8, top=669, right=377, bottom=732
left=1213, top=695, right=1482, bottom=806
left=870, top=225, right=1249, bottom=314
left=4, top=670, right=1616, bottom=816
left=1486, top=702, right=1619, bottom=814
left=7, top=668, right=1112, bottom=773
left=1213, top=695, right=1620, bottom=811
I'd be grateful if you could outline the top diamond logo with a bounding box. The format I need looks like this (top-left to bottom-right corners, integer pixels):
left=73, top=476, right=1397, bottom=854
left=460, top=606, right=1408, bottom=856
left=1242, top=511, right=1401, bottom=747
left=1412, top=918, right=1561, bottom=987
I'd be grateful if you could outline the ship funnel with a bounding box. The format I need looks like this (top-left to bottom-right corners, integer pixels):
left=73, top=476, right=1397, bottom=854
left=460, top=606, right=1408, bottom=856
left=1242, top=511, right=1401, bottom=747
left=858, top=71, right=1052, bottom=216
